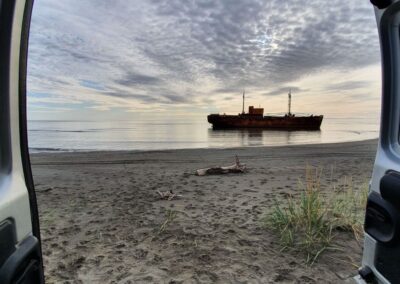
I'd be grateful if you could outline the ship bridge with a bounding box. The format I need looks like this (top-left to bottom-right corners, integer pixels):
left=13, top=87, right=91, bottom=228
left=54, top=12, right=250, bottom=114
left=248, top=106, right=264, bottom=116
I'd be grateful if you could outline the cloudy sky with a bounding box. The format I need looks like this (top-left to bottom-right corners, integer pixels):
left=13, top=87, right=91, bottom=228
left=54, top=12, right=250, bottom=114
left=28, top=0, right=381, bottom=120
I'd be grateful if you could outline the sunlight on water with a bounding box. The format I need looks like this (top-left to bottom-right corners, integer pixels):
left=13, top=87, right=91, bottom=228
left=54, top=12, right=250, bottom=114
left=28, top=117, right=379, bottom=153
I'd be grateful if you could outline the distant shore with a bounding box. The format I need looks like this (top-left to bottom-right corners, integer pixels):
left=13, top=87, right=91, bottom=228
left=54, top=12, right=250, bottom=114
left=32, top=139, right=377, bottom=283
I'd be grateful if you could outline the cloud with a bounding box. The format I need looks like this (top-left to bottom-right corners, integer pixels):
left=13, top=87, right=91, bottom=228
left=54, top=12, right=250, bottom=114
left=262, top=87, right=308, bottom=97
left=163, top=93, right=192, bottom=104
left=27, top=0, right=381, bottom=118
left=325, top=80, right=372, bottom=92
left=102, top=91, right=159, bottom=103
left=114, top=72, right=162, bottom=87
left=214, top=87, right=241, bottom=94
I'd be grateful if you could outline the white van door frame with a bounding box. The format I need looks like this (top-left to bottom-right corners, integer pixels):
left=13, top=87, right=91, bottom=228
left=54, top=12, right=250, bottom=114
left=358, top=0, right=400, bottom=283
left=0, top=0, right=44, bottom=283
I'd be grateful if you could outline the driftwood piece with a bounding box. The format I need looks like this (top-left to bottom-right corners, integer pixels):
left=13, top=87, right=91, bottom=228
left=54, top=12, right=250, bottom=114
left=196, top=155, right=246, bottom=176
left=157, top=190, right=182, bottom=200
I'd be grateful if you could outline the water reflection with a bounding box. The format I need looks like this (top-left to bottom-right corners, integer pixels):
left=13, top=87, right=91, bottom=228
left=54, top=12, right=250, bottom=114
left=207, top=128, right=322, bottom=148
left=28, top=118, right=378, bottom=152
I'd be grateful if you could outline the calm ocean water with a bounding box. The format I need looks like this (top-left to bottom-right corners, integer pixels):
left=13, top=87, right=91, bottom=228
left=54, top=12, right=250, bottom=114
left=28, top=117, right=380, bottom=153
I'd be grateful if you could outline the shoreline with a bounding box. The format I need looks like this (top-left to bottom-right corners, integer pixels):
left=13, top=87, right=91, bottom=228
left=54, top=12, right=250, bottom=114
left=30, top=137, right=378, bottom=159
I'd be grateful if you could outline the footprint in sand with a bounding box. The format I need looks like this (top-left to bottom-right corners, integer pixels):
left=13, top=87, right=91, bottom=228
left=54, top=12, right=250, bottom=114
left=133, top=249, right=148, bottom=260
left=299, top=275, right=317, bottom=283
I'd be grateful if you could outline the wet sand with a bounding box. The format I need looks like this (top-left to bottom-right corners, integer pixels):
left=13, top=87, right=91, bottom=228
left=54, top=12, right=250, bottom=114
left=31, top=139, right=377, bottom=283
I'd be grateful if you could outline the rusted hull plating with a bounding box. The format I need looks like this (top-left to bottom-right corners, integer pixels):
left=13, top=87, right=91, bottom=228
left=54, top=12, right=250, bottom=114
left=207, top=114, right=323, bottom=130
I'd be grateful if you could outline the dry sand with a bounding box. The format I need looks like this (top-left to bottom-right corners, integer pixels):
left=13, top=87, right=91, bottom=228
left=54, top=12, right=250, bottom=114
left=31, top=139, right=377, bottom=283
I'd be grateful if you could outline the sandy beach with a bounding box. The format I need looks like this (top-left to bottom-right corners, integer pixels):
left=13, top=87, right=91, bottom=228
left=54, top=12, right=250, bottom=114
left=31, top=139, right=377, bottom=283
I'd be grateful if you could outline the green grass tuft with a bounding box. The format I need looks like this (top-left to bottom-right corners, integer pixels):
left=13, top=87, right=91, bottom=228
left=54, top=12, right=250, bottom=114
left=265, top=166, right=368, bottom=264
left=159, top=209, right=178, bottom=234
left=329, top=177, right=368, bottom=241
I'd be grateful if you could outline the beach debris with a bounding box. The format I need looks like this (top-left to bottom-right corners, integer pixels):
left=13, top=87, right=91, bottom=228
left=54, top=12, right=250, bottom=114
left=157, top=190, right=182, bottom=200
left=36, top=187, right=53, bottom=193
left=196, top=155, right=246, bottom=176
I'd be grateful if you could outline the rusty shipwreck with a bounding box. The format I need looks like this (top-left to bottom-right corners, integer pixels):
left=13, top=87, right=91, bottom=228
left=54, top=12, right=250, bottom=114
left=208, top=90, right=323, bottom=130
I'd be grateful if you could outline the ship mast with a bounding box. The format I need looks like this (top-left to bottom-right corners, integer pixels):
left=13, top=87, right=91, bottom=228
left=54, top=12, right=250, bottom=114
left=288, top=89, right=292, bottom=116
left=242, top=90, right=245, bottom=114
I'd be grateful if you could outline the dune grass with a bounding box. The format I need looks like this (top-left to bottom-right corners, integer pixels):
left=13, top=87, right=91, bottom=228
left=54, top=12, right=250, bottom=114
left=265, top=166, right=368, bottom=264
left=158, top=209, right=178, bottom=234
left=329, top=176, right=369, bottom=241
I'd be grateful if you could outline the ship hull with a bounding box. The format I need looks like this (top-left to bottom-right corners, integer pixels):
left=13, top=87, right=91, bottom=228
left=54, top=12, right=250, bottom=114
left=208, top=114, right=323, bottom=130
